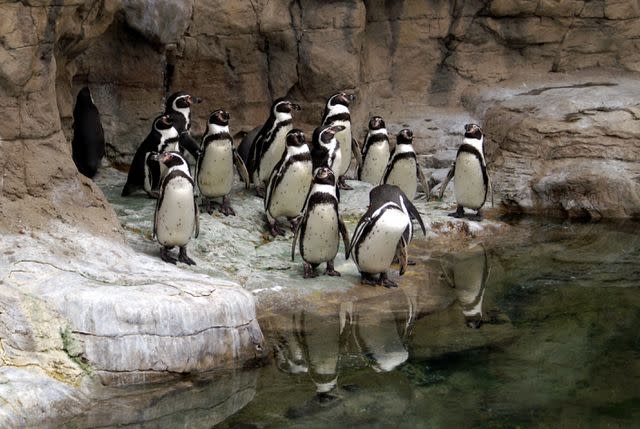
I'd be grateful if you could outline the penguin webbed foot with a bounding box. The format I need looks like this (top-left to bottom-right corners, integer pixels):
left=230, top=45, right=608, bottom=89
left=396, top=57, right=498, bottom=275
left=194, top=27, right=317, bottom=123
left=268, top=221, right=285, bottom=237
left=147, top=190, right=160, bottom=199
left=380, top=272, right=398, bottom=288
left=303, top=263, right=319, bottom=279
left=448, top=205, right=465, bottom=218
left=337, top=176, right=353, bottom=190
left=469, top=209, right=483, bottom=222
left=255, top=184, right=266, bottom=198
left=178, top=247, right=196, bottom=265
left=360, top=272, right=378, bottom=286
left=160, top=247, right=177, bottom=264
left=324, top=260, right=341, bottom=277
left=288, top=216, right=300, bottom=233
left=220, top=196, right=236, bottom=216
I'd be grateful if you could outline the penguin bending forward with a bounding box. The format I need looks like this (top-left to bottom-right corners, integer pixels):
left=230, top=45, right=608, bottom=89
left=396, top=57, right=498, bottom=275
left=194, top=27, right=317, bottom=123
left=264, top=129, right=313, bottom=236
left=121, top=115, right=179, bottom=197
left=358, top=116, right=390, bottom=186
left=438, top=124, right=490, bottom=221
left=381, top=129, right=430, bottom=201
left=71, top=87, right=105, bottom=178
left=164, top=91, right=203, bottom=165
left=153, top=152, right=199, bottom=265
left=196, top=109, right=250, bottom=216
left=346, top=185, right=412, bottom=288
left=292, top=167, right=350, bottom=279
left=248, top=98, right=301, bottom=197
left=320, top=91, right=362, bottom=190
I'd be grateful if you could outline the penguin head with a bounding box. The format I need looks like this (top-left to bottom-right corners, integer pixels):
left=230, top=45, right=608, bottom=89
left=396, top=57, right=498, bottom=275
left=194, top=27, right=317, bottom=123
left=285, top=129, right=306, bottom=147
left=273, top=98, right=301, bottom=114
left=327, top=91, right=355, bottom=107
left=77, top=86, right=92, bottom=103
left=313, top=166, right=336, bottom=186
left=464, top=123, right=483, bottom=140
left=153, top=115, right=174, bottom=132
left=397, top=128, right=413, bottom=144
left=167, top=91, right=202, bottom=112
left=208, top=109, right=230, bottom=126
left=319, top=125, right=346, bottom=144
left=369, top=116, right=386, bottom=130
left=152, top=151, right=188, bottom=170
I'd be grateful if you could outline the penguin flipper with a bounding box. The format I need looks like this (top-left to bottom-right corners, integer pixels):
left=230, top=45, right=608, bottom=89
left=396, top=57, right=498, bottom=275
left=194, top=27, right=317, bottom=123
left=193, top=195, right=200, bottom=238
left=338, top=215, right=350, bottom=254
left=395, top=236, right=409, bottom=276
left=153, top=183, right=164, bottom=240
left=417, top=163, right=431, bottom=199
left=346, top=216, right=370, bottom=259
left=352, top=138, right=363, bottom=167
left=404, top=197, right=426, bottom=237
left=438, top=162, right=455, bottom=200
left=233, top=148, right=251, bottom=189
left=179, top=132, right=201, bottom=159
left=291, top=220, right=301, bottom=261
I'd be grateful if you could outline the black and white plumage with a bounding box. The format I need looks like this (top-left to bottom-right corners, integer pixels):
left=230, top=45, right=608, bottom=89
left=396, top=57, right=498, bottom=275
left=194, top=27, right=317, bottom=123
left=121, top=115, right=179, bottom=197
left=196, top=109, right=250, bottom=216
left=264, top=129, right=313, bottom=236
left=291, top=167, right=350, bottom=279
left=163, top=91, right=203, bottom=164
left=153, top=152, right=199, bottom=265
left=248, top=98, right=301, bottom=196
left=381, top=128, right=430, bottom=200
left=358, top=116, right=390, bottom=185
left=320, top=91, right=361, bottom=189
left=439, top=124, right=489, bottom=221
left=369, top=184, right=425, bottom=248
left=346, top=185, right=411, bottom=288
left=310, top=125, right=346, bottom=175
left=71, top=87, right=105, bottom=178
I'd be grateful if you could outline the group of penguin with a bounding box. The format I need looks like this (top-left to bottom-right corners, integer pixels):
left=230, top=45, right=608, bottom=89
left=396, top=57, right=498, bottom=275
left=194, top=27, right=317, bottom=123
left=71, top=88, right=490, bottom=288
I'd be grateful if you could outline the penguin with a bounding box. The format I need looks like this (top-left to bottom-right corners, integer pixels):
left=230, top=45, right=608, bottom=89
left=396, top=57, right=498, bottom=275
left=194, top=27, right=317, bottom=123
left=71, top=87, right=105, bottom=178
left=438, top=123, right=490, bottom=221
left=381, top=128, right=430, bottom=201
left=121, top=115, right=179, bottom=197
left=264, top=129, right=313, bottom=236
left=291, top=167, right=350, bottom=279
left=358, top=116, right=390, bottom=186
left=152, top=151, right=199, bottom=265
left=163, top=91, right=203, bottom=164
left=248, top=98, right=301, bottom=197
left=346, top=185, right=411, bottom=288
left=320, top=91, right=362, bottom=190
left=196, top=109, right=250, bottom=216
left=310, top=125, right=346, bottom=175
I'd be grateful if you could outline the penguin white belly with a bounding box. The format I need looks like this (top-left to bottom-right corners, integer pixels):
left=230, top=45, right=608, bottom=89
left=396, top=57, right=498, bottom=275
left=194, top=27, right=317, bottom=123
left=354, top=209, right=409, bottom=274
left=454, top=152, right=485, bottom=209
left=268, top=163, right=312, bottom=218
left=361, top=142, right=390, bottom=185
left=385, top=158, right=417, bottom=200
left=259, top=126, right=292, bottom=183
left=156, top=179, right=196, bottom=247
left=198, top=143, right=234, bottom=197
left=334, top=121, right=351, bottom=176
left=302, top=205, right=340, bottom=264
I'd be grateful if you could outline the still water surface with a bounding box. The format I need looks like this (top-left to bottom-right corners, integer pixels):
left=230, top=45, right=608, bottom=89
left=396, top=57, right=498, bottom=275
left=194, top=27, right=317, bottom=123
left=65, top=219, right=640, bottom=428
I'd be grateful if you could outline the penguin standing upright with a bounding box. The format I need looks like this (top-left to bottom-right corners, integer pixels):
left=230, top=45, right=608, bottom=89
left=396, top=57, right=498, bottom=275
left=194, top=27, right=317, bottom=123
left=196, top=109, right=250, bottom=216
left=310, top=125, right=346, bottom=174
left=121, top=115, right=179, bottom=197
left=358, top=116, right=390, bottom=185
left=346, top=185, right=411, bottom=288
left=381, top=128, right=430, bottom=200
left=292, top=167, right=350, bottom=278
left=439, top=123, right=490, bottom=221
left=248, top=98, right=301, bottom=197
left=320, top=92, right=361, bottom=189
left=264, top=129, right=313, bottom=236
left=71, top=87, right=105, bottom=178
left=153, top=151, right=199, bottom=265
left=164, top=91, right=203, bottom=165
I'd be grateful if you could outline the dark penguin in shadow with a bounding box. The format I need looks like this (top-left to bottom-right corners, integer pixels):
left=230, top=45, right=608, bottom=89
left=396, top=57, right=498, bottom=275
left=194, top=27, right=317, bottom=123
left=71, top=87, right=105, bottom=178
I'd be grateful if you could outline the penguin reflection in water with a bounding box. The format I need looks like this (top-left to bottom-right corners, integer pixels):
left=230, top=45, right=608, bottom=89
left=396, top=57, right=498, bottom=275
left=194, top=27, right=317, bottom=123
left=347, top=185, right=419, bottom=288
left=292, top=167, right=350, bottom=278
left=196, top=109, right=250, bottom=216
left=439, top=123, right=492, bottom=220
left=153, top=152, right=199, bottom=265
left=264, top=129, right=313, bottom=236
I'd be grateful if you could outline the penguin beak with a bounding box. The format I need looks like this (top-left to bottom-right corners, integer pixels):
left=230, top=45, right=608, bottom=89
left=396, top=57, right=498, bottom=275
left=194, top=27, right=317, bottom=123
left=188, top=96, right=203, bottom=105
left=289, top=102, right=301, bottom=111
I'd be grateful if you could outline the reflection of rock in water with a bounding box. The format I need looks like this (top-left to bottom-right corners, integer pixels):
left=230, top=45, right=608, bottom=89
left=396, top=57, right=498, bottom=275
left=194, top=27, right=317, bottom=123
left=64, top=369, right=258, bottom=428
left=440, top=244, right=490, bottom=328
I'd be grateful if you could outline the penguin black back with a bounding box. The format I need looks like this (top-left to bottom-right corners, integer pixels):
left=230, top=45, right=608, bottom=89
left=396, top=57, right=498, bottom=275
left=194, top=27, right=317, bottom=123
left=72, top=86, right=105, bottom=178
